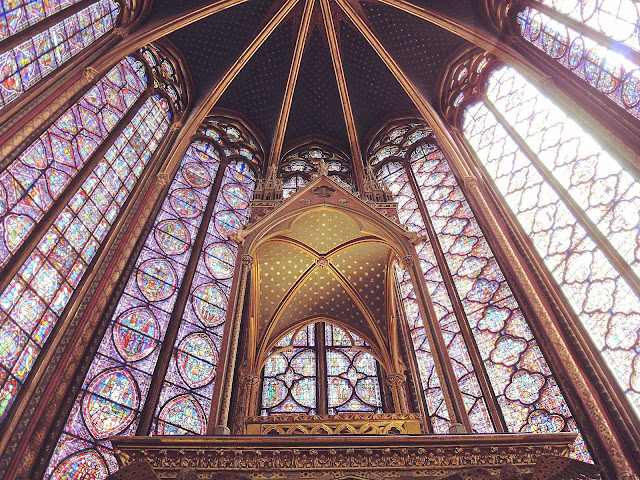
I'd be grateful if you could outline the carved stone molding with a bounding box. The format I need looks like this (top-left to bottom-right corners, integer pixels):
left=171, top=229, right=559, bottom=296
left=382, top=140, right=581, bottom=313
left=245, top=413, right=422, bottom=436
left=168, top=121, right=184, bottom=132
left=112, top=433, right=578, bottom=478
left=312, top=185, right=337, bottom=198
left=112, top=27, right=130, bottom=38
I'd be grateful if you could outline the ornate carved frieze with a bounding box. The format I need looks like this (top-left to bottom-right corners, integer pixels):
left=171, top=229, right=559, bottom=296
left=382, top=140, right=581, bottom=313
left=112, top=433, right=577, bottom=479
left=245, top=413, right=422, bottom=435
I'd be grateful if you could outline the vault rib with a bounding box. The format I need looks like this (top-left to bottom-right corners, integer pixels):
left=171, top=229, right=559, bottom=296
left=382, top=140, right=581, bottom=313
left=335, top=0, right=474, bottom=179
left=95, top=0, right=254, bottom=73
left=320, top=0, right=365, bottom=192
left=327, top=263, right=389, bottom=362
left=270, top=0, right=315, bottom=167
left=155, top=0, right=300, bottom=178
left=259, top=262, right=318, bottom=361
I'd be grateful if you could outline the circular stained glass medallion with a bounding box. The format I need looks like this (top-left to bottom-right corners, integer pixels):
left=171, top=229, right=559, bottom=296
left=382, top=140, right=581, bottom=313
left=158, top=394, right=206, bottom=435
left=222, top=183, right=249, bottom=209
left=528, top=12, right=542, bottom=40
left=568, top=37, right=584, bottom=70
left=204, top=243, right=235, bottom=279
left=136, top=259, right=177, bottom=302
left=50, top=450, right=108, bottom=480
left=214, top=212, right=241, bottom=238
left=623, top=70, right=640, bottom=108
left=192, top=283, right=227, bottom=327
left=112, top=307, right=160, bottom=361
left=170, top=188, right=202, bottom=218
left=14, top=290, right=46, bottom=332
left=176, top=333, right=218, bottom=388
left=82, top=368, right=140, bottom=438
left=0, top=323, right=27, bottom=368
left=182, top=163, right=211, bottom=188
left=154, top=220, right=190, bottom=255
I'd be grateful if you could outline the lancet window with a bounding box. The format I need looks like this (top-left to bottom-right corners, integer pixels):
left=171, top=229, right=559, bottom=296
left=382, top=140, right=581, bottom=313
left=0, top=0, right=123, bottom=109
left=279, top=145, right=353, bottom=198
left=444, top=52, right=640, bottom=426
left=44, top=118, right=260, bottom=478
left=371, top=122, right=589, bottom=460
left=260, top=322, right=383, bottom=416
left=509, top=0, right=640, bottom=119
left=0, top=47, right=185, bottom=425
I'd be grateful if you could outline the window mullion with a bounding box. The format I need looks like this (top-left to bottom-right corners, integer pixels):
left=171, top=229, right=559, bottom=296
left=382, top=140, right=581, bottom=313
left=484, top=96, right=640, bottom=297
left=316, top=322, right=328, bottom=415
left=0, top=90, right=151, bottom=293
left=392, top=275, right=432, bottom=431
left=404, top=157, right=507, bottom=433
left=135, top=157, right=230, bottom=434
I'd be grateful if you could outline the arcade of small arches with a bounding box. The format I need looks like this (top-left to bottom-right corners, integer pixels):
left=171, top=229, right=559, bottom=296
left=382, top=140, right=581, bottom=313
left=1, top=0, right=640, bottom=479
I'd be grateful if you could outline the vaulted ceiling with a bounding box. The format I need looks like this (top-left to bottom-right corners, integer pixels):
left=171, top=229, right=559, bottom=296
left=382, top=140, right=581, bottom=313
left=138, top=0, right=489, bottom=167
left=254, top=202, right=396, bottom=362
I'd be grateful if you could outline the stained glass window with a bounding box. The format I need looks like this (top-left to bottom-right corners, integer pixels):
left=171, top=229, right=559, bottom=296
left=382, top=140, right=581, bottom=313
left=325, top=324, right=382, bottom=414
left=281, top=174, right=307, bottom=199
left=0, top=55, right=147, bottom=268
left=0, top=0, right=120, bottom=108
left=1, top=0, right=92, bottom=40
left=462, top=64, right=640, bottom=424
left=377, top=159, right=490, bottom=434
left=516, top=1, right=640, bottom=118
left=198, top=119, right=261, bottom=165
left=261, top=324, right=317, bottom=415
left=0, top=93, right=170, bottom=424
left=153, top=160, right=256, bottom=435
left=373, top=123, right=589, bottom=460
left=139, top=45, right=187, bottom=114
left=45, top=140, right=223, bottom=477
left=394, top=262, right=451, bottom=433
left=260, top=322, right=383, bottom=416
left=46, top=120, right=259, bottom=475
left=279, top=146, right=353, bottom=197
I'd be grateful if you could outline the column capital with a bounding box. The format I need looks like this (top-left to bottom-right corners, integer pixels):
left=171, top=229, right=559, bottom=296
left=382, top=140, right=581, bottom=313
left=245, top=374, right=261, bottom=385
left=155, top=172, right=170, bottom=187
left=241, top=254, right=254, bottom=267
left=387, top=373, right=406, bottom=384
left=113, top=27, right=131, bottom=38
left=83, top=67, right=100, bottom=84
left=169, top=121, right=184, bottom=132
left=463, top=175, right=478, bottom=190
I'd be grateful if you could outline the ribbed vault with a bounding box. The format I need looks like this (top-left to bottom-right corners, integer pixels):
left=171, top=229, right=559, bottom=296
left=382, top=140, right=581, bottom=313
left=254, top=207, right=395, bottom=362
left=110, top=0, right=490, bottom=171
